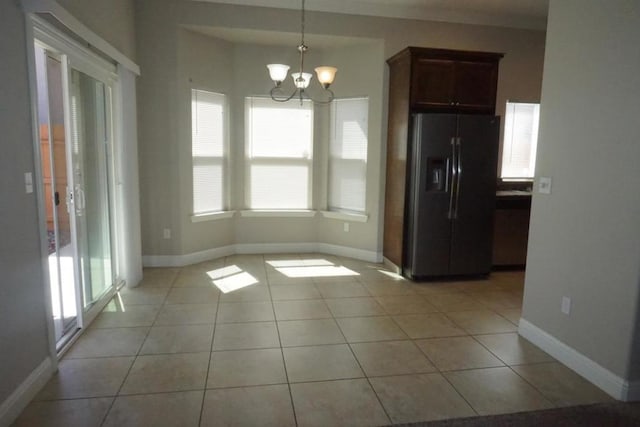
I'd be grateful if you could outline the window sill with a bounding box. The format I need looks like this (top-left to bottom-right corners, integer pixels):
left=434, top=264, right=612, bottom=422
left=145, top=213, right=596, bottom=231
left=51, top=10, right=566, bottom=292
left=239, top=210, right=317, bottom=218
left=191, top=210, right=235, bottom=223
left=320, top=210, right=368, bottom=223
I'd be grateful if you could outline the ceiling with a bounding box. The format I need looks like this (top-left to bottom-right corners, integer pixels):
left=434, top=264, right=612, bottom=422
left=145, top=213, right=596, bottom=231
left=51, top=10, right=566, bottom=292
left=195, top=0, right=549, bottom=30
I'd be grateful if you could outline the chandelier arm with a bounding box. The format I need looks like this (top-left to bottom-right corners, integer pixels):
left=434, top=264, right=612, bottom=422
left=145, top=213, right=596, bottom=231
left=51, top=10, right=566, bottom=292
left=309, top=90, right=334, bottom=105
left=269, top=86, right=299, bottom=103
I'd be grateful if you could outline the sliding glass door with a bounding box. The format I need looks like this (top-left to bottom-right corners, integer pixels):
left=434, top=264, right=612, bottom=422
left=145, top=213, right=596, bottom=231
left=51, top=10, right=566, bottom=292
left=68, top=69, right=114, bottom=309
left=34, top=25, right=118, bottom=350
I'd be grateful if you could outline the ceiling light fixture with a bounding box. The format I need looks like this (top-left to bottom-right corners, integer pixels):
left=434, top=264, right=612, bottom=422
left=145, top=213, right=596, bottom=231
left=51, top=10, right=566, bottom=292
left=266, top=0, right=337, bottom=104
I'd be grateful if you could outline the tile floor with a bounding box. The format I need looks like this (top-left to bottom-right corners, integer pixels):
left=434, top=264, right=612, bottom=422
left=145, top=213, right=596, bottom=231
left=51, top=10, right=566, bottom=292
left=14, top=254, right=612, bottom=426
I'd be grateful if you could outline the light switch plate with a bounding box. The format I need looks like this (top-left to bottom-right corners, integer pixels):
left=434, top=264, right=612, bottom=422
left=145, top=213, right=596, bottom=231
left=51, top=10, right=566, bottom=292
left=539, top=176, right=552, bottom=194
left=24, top=172, right=33, bottom=194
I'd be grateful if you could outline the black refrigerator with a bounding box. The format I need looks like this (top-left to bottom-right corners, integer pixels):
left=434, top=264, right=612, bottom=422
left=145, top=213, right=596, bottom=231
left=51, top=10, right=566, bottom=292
left=404, top=114, right=499, bottom=279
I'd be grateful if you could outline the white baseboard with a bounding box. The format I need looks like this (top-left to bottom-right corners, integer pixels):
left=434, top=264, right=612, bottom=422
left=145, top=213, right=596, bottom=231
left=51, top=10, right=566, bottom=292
left=235, top=242, right=317, bottom=254
left=519, top=319, right=638, bottom=401
left=142, top=245, right=235, bottom=267
left=143, top=243, right=382, bottom=267
left=317, top=243, right=382, bottom=263
left=0, top=357, right=54, bottom=427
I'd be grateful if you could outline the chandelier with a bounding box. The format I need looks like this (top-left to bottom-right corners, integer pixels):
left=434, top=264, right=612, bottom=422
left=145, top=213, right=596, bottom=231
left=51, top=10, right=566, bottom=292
left=266, top=0, right=337, bottom=104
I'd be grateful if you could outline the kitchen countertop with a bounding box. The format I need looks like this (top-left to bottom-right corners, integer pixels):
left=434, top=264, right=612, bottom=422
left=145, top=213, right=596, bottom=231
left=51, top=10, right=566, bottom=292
left=496, top=190, right=533, bottom=199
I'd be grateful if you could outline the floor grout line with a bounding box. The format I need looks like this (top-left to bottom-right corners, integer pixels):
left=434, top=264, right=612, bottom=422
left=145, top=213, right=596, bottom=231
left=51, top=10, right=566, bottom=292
left=197, top=273, right=223, bottom=426
left=25, top=259, right=546, bottom=426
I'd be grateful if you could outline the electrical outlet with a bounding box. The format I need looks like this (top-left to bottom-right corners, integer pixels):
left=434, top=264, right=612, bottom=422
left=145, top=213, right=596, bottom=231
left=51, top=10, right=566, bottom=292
left=163, top=228, right=171, bottom=239
left=539, top=176, right=552, bottom=194
left=561, top=296, right=571, bottom=315
left=343, top=222, right=349, bottom=232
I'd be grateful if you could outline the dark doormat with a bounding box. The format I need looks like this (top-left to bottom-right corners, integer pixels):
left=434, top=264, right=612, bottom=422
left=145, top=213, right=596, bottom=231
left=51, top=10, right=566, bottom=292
left=389, top=402, right=640, bottom=427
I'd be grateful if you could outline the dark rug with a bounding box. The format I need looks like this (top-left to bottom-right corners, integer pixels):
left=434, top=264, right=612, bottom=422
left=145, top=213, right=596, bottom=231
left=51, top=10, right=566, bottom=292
left=390, top=402, right=640, bottom=427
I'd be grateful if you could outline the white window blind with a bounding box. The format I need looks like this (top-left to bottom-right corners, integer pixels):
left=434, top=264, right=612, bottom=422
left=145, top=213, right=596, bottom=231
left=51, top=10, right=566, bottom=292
left=245, top=97, right=313, bottom=209
left=329, top=97, right=368, bottom=213
left=192, top=89, right=226, bottom=214
left=501, top=101, right=540, bottom=179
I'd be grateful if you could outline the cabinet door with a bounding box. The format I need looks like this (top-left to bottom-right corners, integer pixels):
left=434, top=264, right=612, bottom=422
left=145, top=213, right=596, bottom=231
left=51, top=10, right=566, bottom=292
left=453, top=61, right=498, bottom=113
left=411, top=59, right=455, bottom=110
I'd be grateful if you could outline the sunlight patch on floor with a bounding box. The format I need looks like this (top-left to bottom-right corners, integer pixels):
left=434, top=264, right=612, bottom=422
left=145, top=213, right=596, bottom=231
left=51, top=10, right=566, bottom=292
left=207, top=265, right=259, bottom=293
left=377, top=270, right=405, bottom=280
left=276, top=265, right=360, bottom=278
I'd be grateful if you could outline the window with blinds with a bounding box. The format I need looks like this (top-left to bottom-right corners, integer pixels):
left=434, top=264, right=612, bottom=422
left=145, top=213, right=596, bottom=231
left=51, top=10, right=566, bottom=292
left=245, top=97, right=313, bottom=210
left=191, top=89, right=226, bottom=214
left=501, top=101, right=540, bottom=180
left=328, top=97, right=368, bottom=213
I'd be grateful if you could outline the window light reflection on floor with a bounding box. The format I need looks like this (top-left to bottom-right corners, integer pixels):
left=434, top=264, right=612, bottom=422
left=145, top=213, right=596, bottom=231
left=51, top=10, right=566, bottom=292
left=207, top=265, right=259, bottom=293
left=276, top=265, right=359, bottom=278
left=207, top=265, right=243, bottom=280
left=377, top=270, right=405, bottom=281
left=266, top=258, right=335, bottom=268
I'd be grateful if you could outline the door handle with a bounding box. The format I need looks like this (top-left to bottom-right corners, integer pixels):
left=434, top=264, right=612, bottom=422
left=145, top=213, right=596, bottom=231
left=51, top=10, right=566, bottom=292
left=74, top=185, right=86, bottom=216
left=454, top=137, right=462, bottom=219
left=54, top=191, right=60, bottom=206
left=448, top=137, right=457, bottom=219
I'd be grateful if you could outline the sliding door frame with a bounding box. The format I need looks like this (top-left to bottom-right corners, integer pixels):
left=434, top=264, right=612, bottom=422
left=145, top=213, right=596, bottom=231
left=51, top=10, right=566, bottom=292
left=24, top=14, right=123, bottom=362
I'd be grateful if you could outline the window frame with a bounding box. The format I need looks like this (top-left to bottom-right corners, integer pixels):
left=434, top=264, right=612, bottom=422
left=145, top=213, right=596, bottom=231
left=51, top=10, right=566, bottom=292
left=500, top=100, right=540, bottom=181
left=244, top=96, right=314, bottom=211
left=190, top=88, right=229, bottom=216
left=327, top=96, right=369, bottom=214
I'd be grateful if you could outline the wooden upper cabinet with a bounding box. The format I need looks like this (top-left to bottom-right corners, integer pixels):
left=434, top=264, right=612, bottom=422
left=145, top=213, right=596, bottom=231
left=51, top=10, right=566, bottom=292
left=453, top=61, right=499, bottom=112
left=391, top=47, right=503, bottom=114
left=411, top=59, right=455, bottom=110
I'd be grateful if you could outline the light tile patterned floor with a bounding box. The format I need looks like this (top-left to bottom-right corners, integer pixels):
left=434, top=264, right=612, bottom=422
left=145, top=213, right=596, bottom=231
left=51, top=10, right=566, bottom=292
left=14, top=254, right=612, bottom=426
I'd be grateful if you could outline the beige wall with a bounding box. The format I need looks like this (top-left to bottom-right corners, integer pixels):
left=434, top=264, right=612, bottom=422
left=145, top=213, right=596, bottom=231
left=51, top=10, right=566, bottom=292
left=57, top=0, right=137, bottom=60
left=523, top=0, right=640, bottom=381
left=0, top=0, right=137, bottom=415
left=135, top=0, right=546, bottom=259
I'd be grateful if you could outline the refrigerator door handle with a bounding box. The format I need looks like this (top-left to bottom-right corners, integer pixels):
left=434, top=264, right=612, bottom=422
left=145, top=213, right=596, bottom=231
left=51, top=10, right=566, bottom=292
left=448, top=137, right=457, bottom=219
left=454, top=137, right=462, bottom=219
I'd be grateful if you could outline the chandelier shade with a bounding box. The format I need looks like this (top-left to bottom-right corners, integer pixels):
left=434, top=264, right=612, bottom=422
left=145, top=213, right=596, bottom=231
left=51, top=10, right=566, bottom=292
left=267, top=64, right=290, bottom=85
left=292, top=72, right=312, bottom=89
left=314, top=66, right=337, bottom=88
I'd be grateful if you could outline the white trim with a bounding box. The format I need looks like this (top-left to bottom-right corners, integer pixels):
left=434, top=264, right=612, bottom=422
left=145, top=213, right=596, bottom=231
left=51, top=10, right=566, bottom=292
left=317, top=243, right=382, bottom=263
left=142, top=243, right=382, bottom=267
left=191, top=210, right=235, bottom=223
left=0, top=357, right=54, bottom=426
left=32, top=16, right=117, bottom=82
left=23, top=10, right=59, bottom=372
left=320, top=210, right=368, bottom=223
left=142, top=245, right=236, bottom=269
left=518, top=319, right=636, bottom=401
left=21, top=0, right=140, bottom=75
left=239, top=210, right=317, bottom=218
left=235, top=242, right=318, bottom=254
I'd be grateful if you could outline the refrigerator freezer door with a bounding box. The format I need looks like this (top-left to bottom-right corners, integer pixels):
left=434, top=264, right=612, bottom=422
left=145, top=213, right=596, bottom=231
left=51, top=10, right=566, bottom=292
left=449, top=115, right=499, bottom=275
left=406, top=114, right=457, bottom=278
